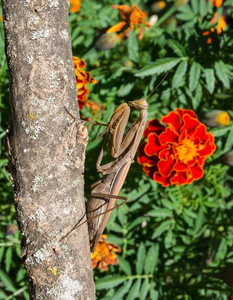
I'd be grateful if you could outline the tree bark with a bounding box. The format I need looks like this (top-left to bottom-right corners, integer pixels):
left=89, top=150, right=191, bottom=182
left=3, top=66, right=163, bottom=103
left=2, top=0, right=95, bottom=299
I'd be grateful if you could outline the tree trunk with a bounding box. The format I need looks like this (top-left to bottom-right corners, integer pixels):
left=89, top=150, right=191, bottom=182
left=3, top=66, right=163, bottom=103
left=2, top=0, right=95, bottom=299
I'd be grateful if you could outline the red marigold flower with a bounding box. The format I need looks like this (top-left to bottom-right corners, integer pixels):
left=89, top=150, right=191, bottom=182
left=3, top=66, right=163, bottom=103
left=107, top=4, right=151, bottom=41
left=91, top=235, right=121, bottom=271
left=138, top=109, right=216, bottom=187
left=69, top=0, right=82, bottom=13
left=73, top=56, right=98, bottom=110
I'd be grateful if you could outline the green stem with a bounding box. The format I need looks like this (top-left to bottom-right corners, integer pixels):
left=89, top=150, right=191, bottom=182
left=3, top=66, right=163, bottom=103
left=126, top=274, right=153, bottom=280
left=155, top=6, right=177, bottom=28
left=5, top=286, right=28, bottom=300
left=0, top=130, right=6, bottom=139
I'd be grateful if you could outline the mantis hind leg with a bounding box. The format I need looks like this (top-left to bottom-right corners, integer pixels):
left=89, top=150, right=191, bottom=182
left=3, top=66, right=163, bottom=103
left=87, top=193, right=129, bottom=253
left=60, top=193, right=129, bottom=244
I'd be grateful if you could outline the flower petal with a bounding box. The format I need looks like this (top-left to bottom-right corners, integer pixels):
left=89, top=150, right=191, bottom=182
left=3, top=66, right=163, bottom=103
left=145, top=133, right=167, bottom=155
left=107, top=21, right=127, bottom=33
left=158, top=153, right=175, bottom=177
left=161, top=111, right=182, bottom=132
left=170, top=171, right=188, bottom=185
left=181, top=114, right=201, bottom=137
left=159, top=127, right=179, bottom=145
left=138, top=143, right=158, bottom=165
left=190, top=163, right=204, bottom=180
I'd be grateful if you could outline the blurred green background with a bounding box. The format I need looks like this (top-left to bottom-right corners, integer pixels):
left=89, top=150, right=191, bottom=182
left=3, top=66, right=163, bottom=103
left=1, top=0, right=233, bottom=299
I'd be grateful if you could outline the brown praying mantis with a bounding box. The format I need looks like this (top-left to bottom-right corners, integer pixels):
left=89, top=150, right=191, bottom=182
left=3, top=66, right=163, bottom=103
left=87, top=97, right=148, bottom=253
left=61, top=74, right=169, bottom=253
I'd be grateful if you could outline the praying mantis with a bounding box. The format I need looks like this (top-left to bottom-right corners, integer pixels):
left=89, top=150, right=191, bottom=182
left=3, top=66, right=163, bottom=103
left=87, top=98, right=148, bottom=253
left=61, top=97, right=149, bottom=253
left=61, top=75, right=168, bottom=253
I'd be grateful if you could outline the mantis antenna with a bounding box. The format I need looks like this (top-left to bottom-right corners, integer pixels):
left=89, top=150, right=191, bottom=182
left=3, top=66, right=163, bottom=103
left=145, top=71, right=170, bottom=101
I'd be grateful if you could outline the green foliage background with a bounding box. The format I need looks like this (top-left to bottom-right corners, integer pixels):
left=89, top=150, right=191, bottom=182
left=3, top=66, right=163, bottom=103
left=1, top=0, right=233, bottom=299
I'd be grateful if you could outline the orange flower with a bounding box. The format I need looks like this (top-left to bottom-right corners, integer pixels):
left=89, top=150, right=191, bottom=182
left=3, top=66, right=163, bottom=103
left=211, top=0, right=223, bottom=8
left=73, top=56, right=98, bottom=110
left=138, top=109, right=216, bottom=187
left=203, top=0, right=226, bottom=43
left=0, top=15, right=3, bottom=22
left=85, top=100, right=104, bottom=117
left=91, top=235, right=121, bottom=271
left=211, top=12, right=227, bottom=34
left=69, top=0, right=82, bottom=13
left=107, top=4, right=151, bottom=41
left=203, top=30, right=212, bottom=44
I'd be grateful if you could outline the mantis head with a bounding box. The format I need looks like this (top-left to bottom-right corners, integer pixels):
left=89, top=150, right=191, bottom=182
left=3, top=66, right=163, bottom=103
left=128, top=98, right=148, bottom=110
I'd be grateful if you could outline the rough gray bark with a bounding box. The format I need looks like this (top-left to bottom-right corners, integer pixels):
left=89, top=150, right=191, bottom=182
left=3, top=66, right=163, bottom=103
left=2, top=0, right=95, bottom=299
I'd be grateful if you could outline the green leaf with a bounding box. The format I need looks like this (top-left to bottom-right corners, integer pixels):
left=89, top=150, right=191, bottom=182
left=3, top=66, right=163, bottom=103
left=152, top=220, right=174, bottom=239
left=194, top=207, right=205, bottom=238
left=117, top=256, right=132, bottom=276
left=204, top=201, right=220, bottom=208
left=136, top=243, right=146, bottom=275
left=0, top=289, right=7, bottom=299
left=191, top=0, right=198, bottom=13
left=205, top=68, right=215, bottom=94
left=23, top=290, right=30, bottom=300
left=172, top=60, right=188, bottom=88
left=117, top=82, right=134, bottom=97
left=117, top=203, right=128, bottom=227
left=147, top=208, right=173, bottom=218
left=0, top=247, right=5, bottom=262
left=0, top=270, right=16, bottom=292
left=126, top=279, right=141, bottom=300
left=210, top=125, right=232, bottom=137
left=144, top=244, right=159, bottom=275
left=112, top=280, right=133, bottom=300
left=167, top=40, right=186, bottom=57
left=189, top=61, right=201, bottom=92
left=192, top=82, right=202, bottom=109
left=164, top=230, right=175, bottom=249
left=96, top=275, right=127, bottom=290
left=176, top=4, right=195, bottom=21
left=199, top=0, right=207, bottom=17
left=215, top=61, right=230, bottom=89
left=149, top=286, right=159, bottom=300
left=5, top=247, right=12, bottom=273
left=128, top=217, right=144, bottom=231
left=135, top=58, right=183, bottom=77
left=215, top=238, right=228, bottom=261
left=140, top=279, right=149, bottom=300
left=128, top=30, right=139, bottom=63
left=223, top=127, right=233, bottom=153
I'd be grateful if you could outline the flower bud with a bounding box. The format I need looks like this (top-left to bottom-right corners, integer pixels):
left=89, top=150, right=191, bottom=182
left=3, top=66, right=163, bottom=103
left=149, top=15, right=158, bottom=26
left=220, top=150, right=233, bottom=166
left=96, top=33, right=119, bottom=51
left=151, top=1, right=166, bottom=12
left=201, top=110, right=230, bottom=127
left=6, top=224, right=18, bottom=235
